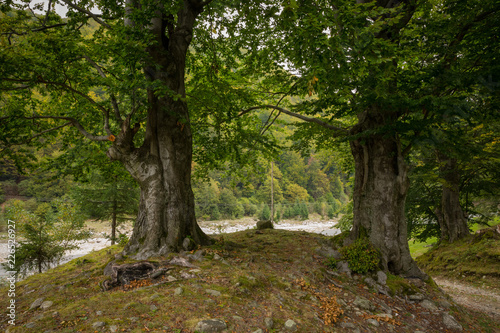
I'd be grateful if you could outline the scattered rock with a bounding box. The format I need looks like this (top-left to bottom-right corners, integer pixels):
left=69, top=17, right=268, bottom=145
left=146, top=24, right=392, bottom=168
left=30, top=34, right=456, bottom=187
left=252, top=329, right=264, bottom=333
left=353, top=296, right=374, bottom=311
left=438, top=299, right=452, bottom=309
left=151, top=269, right=168, bottom=279
left=109, top=325, right=118, bottom=332
left=174, top=287, right=183, bottom=296
left=213, top=253, right=222, bottom=261
left=336, top=261, right=352, bottom=277
left=376, top=271, right=387, bottom=285
left=315, top=246, right=341, bottom=259
left=443, top=313, right=463, bottom=331
left=150, top=305, right=158, bottom=311
left=25, top=322, right=36, bottom=329
left=409, top=294, right=425, bottom=301
left=256, top=220, right=274, bottom=230
left=340, top=322, right=356, bottom=329
left=205, top=289, right=222, bottom=297
left=364, top=277, right=377, bottom=288
left=264, top=317, right=274, bottom=329
left=92, top=321, right=106, bottom=329
left=169, top=256, right=198, bottom=268
left=366, top=318, right=380, bottom=327
left=40, top=301, right=53, bottom=310
left=96, top=310, right=103, bottom=316
left=166, top=275, right=177, bottom=282
left=194, top=319, right=227, bottom=332
left=182, top=237, right=196, bottom=251
left=232, top=315, right=244, bottom=321
left=30, top=298, right=45, bottom=310
left=420, top=300, right=438, bottom=311
left=150, top=294, right=160, bottom=300
left=284, top=319, right=298, bottom=331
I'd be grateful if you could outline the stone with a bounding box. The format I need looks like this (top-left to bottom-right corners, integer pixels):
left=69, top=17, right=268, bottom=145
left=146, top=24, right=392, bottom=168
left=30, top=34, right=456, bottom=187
left=174, top=287, right=183, bottom=296
left=409, top=294, right=425, bottom=301
left=376, top=271, right=387, bottom=285
left=443, top=313, right=463, bottom=331
left=92, top=321, right=106, bottom=328
left=205, top=289, right=222, bottom=297
left=284, top=319, right=298, bottom=331
left=30, top=297, right=45, bottom=310
left=96, top=311, right=103, bottom=316
left=264, top=317, right=274, bottom=329
left=256, top=220, right=274, bottom=230
left=364, top=277, right=377, bottom=288
left=232, top=315, right=244, bottom=321
left=340, top=322, right=356, bottom=329
left=25, top=323, right=36, bottom=329
left=353, top=296, right=374, bottom=311
left=150, top=294, right=160, bottom=300
left=213, top=254, right=222, bottom=261
left=252, top=329, right=264, bottom=333
left=336, top=261, right=352, bottom=277
left=129, top=317, right=139, bottom=322
left=182, top=237, right=196, bottom=251
left=194, top=319, right=227, bottom=332
left=109, top=325, right=118, bottom=332
left=315, top=246, right=342, bottom=259
left=40, top=301, right=53, bottom=310
left=421, top=300, right=438, bottom=311
left=438, top=299, right=452, bottom=309
left=166, top=275, right=177, bottom=282
left=151, top=269, right=167, bottom=279
left=150, top=305, right=158, bottom=311
left=367, top=318, right=380, bottom=327
left=376, top=313, right=393, bottom=320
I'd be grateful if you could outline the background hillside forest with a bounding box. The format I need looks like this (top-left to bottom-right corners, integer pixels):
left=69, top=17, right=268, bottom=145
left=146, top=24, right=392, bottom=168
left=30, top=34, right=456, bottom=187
left=0, top=127, right=353, bottom=227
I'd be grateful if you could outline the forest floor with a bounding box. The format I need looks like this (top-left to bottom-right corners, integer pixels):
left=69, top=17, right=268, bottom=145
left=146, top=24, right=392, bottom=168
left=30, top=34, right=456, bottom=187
left=0, top=219, right=499, bottom=332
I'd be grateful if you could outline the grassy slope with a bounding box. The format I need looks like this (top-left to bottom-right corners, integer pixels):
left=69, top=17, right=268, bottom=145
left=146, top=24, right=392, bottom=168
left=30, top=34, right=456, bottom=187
left=1, top=229, right=499, bottom=332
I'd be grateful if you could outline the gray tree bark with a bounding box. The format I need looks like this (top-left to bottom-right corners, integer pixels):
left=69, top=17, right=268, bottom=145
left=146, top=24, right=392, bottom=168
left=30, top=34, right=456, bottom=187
left=107, top=1, right=211, bottom=259
left=349, top=109, right=424, bottom=278
left=436, top=155, right=469, bottom=243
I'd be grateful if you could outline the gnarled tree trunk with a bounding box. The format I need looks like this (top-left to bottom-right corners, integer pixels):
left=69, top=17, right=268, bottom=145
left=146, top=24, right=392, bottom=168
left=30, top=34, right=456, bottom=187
left=436, top=154, right=469, bottom=243
left=349, top=110, right=424, bottom=278
left=107, top=1, right=211, bottom=259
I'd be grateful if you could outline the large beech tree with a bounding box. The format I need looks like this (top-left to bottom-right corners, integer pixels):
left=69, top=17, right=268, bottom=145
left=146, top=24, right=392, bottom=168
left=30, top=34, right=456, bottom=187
left=0, top=0, right=274, bottom=259
left=236, top=0, right=499, bottom=277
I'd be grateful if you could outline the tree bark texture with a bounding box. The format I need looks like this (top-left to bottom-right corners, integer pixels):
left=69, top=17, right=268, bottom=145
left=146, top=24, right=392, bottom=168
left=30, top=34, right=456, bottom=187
left=436, top=155, right=469, bottom=243
left=349, top=110, right=424, bottom=278
left=107, top=1, right=210, bottom=259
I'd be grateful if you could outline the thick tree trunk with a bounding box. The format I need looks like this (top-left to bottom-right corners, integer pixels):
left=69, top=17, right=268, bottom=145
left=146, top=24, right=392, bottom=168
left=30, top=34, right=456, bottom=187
left=436, top=155, right=469, bottom=242
left=107, top=1, right=211, bottom=259
left=349, top=111, right=424, bottom=278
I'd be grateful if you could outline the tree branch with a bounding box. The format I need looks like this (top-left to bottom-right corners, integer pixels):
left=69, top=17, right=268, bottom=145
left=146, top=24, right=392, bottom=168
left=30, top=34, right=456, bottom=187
left=239, top=105, right=348, bottom=134
left=83, top=55, right=123, bottom=123
left=25, top=116, right=111, bottom=141
left=59, top=0, right=112, bottom=29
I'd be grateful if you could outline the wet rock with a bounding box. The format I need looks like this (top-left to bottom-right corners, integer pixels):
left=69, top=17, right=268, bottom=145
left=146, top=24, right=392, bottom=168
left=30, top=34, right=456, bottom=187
left=443, top=313, right=463, bottom=331
left=284, top=319, right=297, bottom=331
left=194, top=319, right=227, bottom=332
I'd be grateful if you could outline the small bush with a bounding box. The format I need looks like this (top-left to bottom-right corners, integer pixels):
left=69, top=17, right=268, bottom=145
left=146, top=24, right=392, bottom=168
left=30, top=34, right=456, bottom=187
left=340, top=238, right=380, bottom=274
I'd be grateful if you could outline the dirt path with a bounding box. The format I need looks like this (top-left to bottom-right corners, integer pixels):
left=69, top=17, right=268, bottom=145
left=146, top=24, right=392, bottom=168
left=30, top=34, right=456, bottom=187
left=434, top=276, right=500, bottom=322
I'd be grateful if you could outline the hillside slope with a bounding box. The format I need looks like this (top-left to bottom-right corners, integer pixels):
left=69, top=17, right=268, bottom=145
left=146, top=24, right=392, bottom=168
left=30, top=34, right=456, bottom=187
left=1, top=229, right=499, bottom=332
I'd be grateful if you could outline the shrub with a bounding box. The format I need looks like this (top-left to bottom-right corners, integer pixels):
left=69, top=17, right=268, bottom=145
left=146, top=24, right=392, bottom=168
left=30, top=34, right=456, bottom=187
left=340, top=238, right=380, bottom=274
